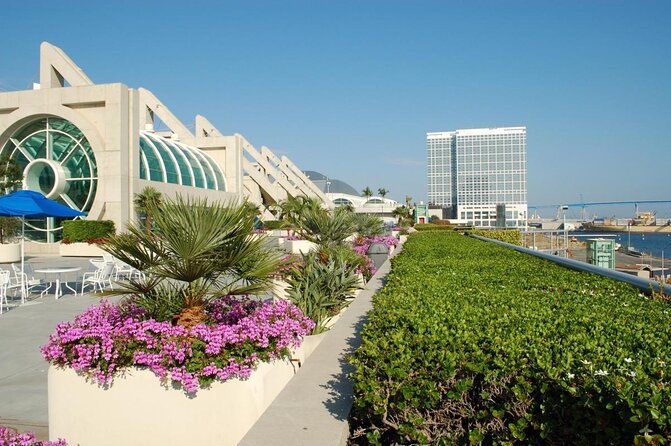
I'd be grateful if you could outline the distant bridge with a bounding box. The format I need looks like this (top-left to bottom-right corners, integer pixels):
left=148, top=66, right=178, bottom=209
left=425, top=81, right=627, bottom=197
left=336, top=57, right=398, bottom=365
left=529, top=200, right=671, bottom=210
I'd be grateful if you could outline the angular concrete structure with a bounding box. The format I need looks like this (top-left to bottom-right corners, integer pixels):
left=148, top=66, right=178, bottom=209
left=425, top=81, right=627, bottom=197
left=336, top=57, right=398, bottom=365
left=0, top=42, right=323, bottom=248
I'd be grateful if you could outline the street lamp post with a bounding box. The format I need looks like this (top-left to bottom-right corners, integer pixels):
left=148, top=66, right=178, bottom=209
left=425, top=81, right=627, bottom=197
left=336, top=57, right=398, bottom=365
left=561, top=205, right=569, bottom=257
left=661, top=243, right=671, bottom=280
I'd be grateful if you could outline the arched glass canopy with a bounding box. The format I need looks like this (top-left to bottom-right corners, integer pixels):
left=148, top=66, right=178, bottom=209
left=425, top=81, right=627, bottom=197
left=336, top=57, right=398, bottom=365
left=333, top=198, right=354, bottom=206
left=0, top=117, right=97, bottom=242
left=139, top=132, right=227, bottom=191
left=0, top=120, right=228, bottom=243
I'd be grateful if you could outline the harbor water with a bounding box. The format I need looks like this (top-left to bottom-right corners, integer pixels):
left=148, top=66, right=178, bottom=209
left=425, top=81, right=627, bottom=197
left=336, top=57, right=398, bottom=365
left=573, top=231, right=671, bottom=258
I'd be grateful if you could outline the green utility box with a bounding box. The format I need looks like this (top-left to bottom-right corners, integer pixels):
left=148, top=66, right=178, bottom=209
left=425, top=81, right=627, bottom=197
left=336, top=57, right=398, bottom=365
left=415, top=203, right=429, bottom=224
left=586, top=238, right=615, bottom=269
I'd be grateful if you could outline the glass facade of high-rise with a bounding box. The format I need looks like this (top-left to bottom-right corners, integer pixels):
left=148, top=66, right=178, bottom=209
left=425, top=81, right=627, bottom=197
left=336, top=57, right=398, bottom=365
left=427, top=127, right=527, bottom=228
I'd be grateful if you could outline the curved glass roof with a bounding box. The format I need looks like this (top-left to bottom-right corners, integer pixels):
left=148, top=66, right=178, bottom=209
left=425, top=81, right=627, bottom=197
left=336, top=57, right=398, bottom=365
left=139, top=132, right=227, bottom=191
left=303, top=170, right=359, bottom=196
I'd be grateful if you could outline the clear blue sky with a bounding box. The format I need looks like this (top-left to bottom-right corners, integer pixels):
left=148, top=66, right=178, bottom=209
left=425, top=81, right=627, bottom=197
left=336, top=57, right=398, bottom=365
left=1, top=1, right=669, bottom=216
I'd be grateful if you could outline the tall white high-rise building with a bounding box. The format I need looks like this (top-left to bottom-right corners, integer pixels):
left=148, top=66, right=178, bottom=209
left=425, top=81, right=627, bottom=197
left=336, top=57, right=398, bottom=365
left=427, top=127, right=527, bottom=227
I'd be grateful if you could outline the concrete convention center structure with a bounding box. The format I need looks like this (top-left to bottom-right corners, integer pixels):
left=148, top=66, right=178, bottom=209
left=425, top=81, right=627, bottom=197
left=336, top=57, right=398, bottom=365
left=427, top=127, right=528, bottom=228
left=0, top=42, right=328, bottom=253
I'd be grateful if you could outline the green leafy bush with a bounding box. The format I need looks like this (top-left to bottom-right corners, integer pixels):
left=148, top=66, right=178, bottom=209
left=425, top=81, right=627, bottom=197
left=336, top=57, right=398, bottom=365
left=471, top=228, right=522, bottom=245
left=413, top=223, right=455, bottom=231
left=350, top=232, right=671, bottom=445
left=263, top=220, right=286, bottom=230
left=62, top=220, right=115, bottom=244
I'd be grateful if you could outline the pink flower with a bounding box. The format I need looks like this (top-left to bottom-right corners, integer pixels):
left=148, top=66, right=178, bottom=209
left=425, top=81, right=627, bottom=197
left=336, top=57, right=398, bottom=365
left=41, top=297, right=314, bottom=394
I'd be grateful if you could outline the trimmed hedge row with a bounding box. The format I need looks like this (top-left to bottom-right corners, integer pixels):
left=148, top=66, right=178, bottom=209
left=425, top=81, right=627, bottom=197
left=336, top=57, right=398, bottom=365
left=413, top=223, right=455, bottom=231
left=350, top=232, right=671, bottom=445
left=471, top=228, right=522, bottom=245
left=263, top=220, right=286, bottom=230
left=62, top=220, right=115, bottom=244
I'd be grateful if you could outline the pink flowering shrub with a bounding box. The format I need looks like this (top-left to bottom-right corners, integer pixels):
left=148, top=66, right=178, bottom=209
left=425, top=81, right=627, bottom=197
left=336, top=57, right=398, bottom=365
left=352, top=235, right=399, bottom=279
left=0, top=426, right=66, bottom=446
left=41, top=298, right=314, bottom=393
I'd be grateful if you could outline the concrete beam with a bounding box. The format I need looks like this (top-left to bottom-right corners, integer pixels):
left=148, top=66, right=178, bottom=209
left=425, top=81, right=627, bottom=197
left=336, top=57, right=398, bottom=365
left=137, top=88, right=194, bottom=139
left=39, top=42, right=94, bottom=89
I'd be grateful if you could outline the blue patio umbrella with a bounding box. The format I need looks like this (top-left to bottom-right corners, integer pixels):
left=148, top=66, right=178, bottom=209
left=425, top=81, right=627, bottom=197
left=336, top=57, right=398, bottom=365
left=0, top=190, right=86, bottom=303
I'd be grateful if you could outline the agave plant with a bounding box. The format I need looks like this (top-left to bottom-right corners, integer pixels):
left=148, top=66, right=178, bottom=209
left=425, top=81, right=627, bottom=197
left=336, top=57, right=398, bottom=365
left=286, top=251, right=360, bottom=335
left=103, top=195, right=281, bottom=326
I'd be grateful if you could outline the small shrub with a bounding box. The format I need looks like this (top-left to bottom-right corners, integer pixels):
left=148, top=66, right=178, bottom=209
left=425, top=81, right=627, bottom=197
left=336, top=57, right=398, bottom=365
left=263, top=220, right=286, bottom=230
left=62, top=220, right=115, bottom=244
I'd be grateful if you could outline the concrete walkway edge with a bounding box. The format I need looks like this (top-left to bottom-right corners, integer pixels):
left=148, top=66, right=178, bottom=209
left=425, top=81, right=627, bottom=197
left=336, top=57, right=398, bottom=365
left=240, top=241, right=404, bottom=446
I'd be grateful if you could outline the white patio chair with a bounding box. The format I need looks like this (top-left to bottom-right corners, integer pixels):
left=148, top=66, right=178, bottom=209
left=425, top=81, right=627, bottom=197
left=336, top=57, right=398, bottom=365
left=11, top=263, right=44, bottom=296
left=0, top=270, right=9, bottom=314
left=81, top=262, right=115, bottom=294
left=113, top=258, right=135, bottom=280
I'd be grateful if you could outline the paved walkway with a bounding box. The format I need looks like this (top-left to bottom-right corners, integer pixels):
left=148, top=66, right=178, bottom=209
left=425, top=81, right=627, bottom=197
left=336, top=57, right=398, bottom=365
left=0, top=257, right=107, bottom=438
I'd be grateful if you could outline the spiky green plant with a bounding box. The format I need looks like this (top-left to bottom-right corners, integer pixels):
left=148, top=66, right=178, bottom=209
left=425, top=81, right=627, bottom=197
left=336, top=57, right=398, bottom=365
left=277, top=195, right=323, bottom=235
left=351, top=213, right=385, bottom=237
left=103, top=195, right=281, bottom=326
left=286, top=251, right=360, bottom=334
left=299, top=206, right=355, bottom=248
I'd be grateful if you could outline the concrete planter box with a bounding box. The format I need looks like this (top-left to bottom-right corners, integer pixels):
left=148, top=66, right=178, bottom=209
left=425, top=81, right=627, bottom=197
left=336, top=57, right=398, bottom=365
left=49, top=358, right=299, bottom=446
left=0, top=242, right=20, bottom=263
left=59, top=242, right=107, bottom=257
left=295, top=333, right=326, bottom=364
left=270, top=229, right=289, bottom=237
left=284, top=239, right=317, bottom=254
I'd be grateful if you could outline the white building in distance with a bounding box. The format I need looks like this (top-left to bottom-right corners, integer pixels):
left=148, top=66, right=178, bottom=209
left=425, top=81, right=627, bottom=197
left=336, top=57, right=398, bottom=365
left=427, top=127, right=527, bottom=228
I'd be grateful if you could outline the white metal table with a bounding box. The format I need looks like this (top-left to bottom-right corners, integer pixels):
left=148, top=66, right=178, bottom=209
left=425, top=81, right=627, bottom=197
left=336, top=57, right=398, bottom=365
left=34, top=267, right=82, bottom=300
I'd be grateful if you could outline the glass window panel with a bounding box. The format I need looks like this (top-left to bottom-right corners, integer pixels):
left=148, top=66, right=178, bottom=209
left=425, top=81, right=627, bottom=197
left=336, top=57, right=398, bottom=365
left=139, top=138, right=163, bottom=181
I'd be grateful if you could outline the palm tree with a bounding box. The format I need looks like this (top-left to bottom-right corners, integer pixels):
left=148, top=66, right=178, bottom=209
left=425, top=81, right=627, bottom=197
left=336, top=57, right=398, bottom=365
left=104, top=195, right=280, bottom=327
left=392, top=206, right=407, bottom=226
left=277, top=196, right=322, bottom=236
left=134, top=186, right=163, bottom=235
left=377, top=188, right=388, bottom=199
left=352, top=213, right=385, bottom=237
left=0, top=156, right=23, bottom=244
left=361, top=187, right=373, bottom=200
left=0, top=156, right=23, bottom=194
left=405, top=195, right=412, bottom=208
left=299, top=206, right=355, bottom=249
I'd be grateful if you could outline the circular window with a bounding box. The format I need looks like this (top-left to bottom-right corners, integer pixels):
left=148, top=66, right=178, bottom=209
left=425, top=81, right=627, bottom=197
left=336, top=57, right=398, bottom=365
left=0, top=117, right=98, bottom=242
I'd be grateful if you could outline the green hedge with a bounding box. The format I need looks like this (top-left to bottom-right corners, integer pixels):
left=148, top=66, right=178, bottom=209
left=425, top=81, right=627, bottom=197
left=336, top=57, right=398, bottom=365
left=413, top=223, right=455, bottom=231
left=62, top=220, right=115, bottom=244
left=471, top=228, right=522, bottom=245
left=350, top=232, right=671, bottom=445
left=263, top=220, right=286, bottom=230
